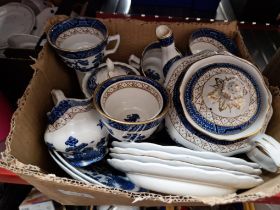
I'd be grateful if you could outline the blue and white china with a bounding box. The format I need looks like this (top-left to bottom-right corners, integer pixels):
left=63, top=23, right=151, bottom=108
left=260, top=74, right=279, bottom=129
left=179, top=54, right=270, bottom=141
left=129, top=42, right=164, bottom=84
left=189, top=28, right=238, bottom=55
left=155, top=25, right=182, bottom=78
left=93, top=75, right=169, bottom=141
left=163, top=51, right=253, bottom=156
left=50, top=149, right=141, bottom=192
left=47, top=17, right=120, bottom=72
left=81, top=58, right=140, bottom=98
left=44, top=89, right=109, bottom=167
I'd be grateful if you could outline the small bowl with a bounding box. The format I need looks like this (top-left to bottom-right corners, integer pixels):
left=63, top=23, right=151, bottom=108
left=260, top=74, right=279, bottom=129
left=189, top=28, right=238, bottom=55
left=93, top=75, right=169, bottom=141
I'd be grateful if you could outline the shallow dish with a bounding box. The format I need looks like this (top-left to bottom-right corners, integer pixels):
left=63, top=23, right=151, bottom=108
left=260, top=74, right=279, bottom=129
left=8, top=34, right=39, bottom=49
left=110, top=147, right=261, bottom=174
left=108, top=159, right=263, bottom=189
left=52, top=150, right=141, bottom=191
left=110, top=153, right=261, bottom=176
left=111, top=141, right=259, bottom=168
left=0, top=2, right=35, bottom=49
left=189, top=28, right=238, bottom=55
left=127, top=173, right=236, bottom=196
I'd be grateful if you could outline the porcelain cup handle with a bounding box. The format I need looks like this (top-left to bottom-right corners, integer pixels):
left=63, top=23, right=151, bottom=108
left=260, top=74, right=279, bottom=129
left=104, top=34, right=120, bottom=56
left=128, top=54, right=141, bottom=69
left=247, top=133, right=280, bottom=172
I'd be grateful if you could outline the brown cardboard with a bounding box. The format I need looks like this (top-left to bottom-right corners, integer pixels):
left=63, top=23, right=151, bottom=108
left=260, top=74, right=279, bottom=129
left=2, top=16, right=280, bottom=206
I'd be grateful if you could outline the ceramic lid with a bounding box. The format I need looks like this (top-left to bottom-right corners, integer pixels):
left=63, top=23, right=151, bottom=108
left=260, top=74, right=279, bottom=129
left=179, top=54, right=271, bottom=141
left=185, top=63, right=260, bottom=133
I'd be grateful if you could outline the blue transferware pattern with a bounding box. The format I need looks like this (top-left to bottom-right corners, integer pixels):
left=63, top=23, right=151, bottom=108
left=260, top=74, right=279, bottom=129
left=62, top=137, right=108, bottom=167
left=164, top=51, right=251, bottom=155
left=124, top=114, right=140, bottom=122
left=51, top=150, right=142, bottom=191
left=122, top=133, right=146, bottom=141
left=190, top=28, right=238, bottom=55
left=94, top=75, right=169, bottom=141
left=145, top=69, right=161, bottom=81
left=158, top=34, right=174, bottom=47
left=184, top=63, right=261, bottom=135
left=47, top=17, right=119, bottom=72
left=174, top=70, right=245, bottom=146
left=86, top=64, right=139, bottom=96
left=162, top=55, right=181, bottom=77
left=47, top=98, right=91, bottom=126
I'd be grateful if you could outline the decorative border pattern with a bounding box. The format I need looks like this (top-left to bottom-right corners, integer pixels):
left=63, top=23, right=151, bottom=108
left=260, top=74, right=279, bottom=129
left=190, top=28, right=238, bottom=55
left=47, top=99, right=92, bottom=132
left=165, top=52, right=250, bottom=153
left=190, top=36, right=227, bottom=51
left=56, top=27, right=104, bottom=48
left=184, top=63, right=261, bottom=135
left=101, top=80, right=162, bottom=108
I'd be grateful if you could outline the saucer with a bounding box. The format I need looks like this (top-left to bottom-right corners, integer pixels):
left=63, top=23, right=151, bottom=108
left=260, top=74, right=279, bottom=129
left=181, top=63, right=260, bottom=138
left=7, top=34, right=39, bottom=49
left=0, top=2, right=35, bottom=49
left=189, top=28, right=238, bottom=55
left=50, top=150, right=141, bottom=191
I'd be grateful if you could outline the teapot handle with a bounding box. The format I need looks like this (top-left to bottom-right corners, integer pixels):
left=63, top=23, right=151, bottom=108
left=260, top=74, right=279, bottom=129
left=247, top=133, right=280, bottom=172
left=128, top=54, right=141, bottom=70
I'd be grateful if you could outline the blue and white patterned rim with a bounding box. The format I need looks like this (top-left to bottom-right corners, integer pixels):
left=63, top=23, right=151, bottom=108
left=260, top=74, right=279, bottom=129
left=47, top=17, right=108, bottom=59
left=94, top=75, right=169, bottom=123
left=47, top=98, right=92, bottom=125
left=86, top=64, right=139, bottom=96
left=184, top=63, right=261, bottom=135
left=190, top=28, right=238, bottom=55
left=173, top=71, right=244, bottom=145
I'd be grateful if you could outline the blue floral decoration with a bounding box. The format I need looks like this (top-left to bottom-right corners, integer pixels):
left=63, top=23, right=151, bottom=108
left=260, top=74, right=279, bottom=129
left=124, top=114, right=140, bottom=122
left=145, top=69, right=160, bottom=81
left=122, top=133, right=146, bottom=141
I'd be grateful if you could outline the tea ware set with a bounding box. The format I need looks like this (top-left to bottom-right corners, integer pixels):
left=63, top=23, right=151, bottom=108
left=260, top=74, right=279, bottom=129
left=44, top=17, right=280, bottom=196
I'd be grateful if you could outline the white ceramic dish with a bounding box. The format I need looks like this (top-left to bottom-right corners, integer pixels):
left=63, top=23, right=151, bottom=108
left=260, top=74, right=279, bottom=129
left=111, top=141, right=259, bottom=168
left=110, top=147, right=261, bottom=174
left=108, top=159, right=263, bottom=189
left=127, top=173, right=235, bottom=196
left=7, top=34, right=39, bottom=49
left=52, top=150, right=141, bottom=191
left=110, top=153, right=261, bottom=176
left=48, top=150, right=89, bottom=183
left=31, top=7, right=58, bottom=36
left=179, top=54, right=270, bottom=141
left=22, top=0, right=47, bottom=15
left=0, top=2, right=36, bottom=49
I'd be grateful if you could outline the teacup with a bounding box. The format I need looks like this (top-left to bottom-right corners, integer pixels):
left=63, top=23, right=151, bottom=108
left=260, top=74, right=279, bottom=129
left=47, top=17, right=120, bottom=72
left=80, top=58, right=140, bottom=98
left=93, top=75, right=169, bottom=141
left=44, top=89, right=109, bottom=167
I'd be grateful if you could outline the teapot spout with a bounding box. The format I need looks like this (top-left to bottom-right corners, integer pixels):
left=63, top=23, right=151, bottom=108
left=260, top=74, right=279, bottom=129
left=156, top=25, right=182, bottom=78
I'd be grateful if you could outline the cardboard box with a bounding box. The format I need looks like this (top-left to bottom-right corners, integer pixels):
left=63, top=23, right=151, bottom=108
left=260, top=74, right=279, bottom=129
left=2, top=16, right=280, bottom=206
